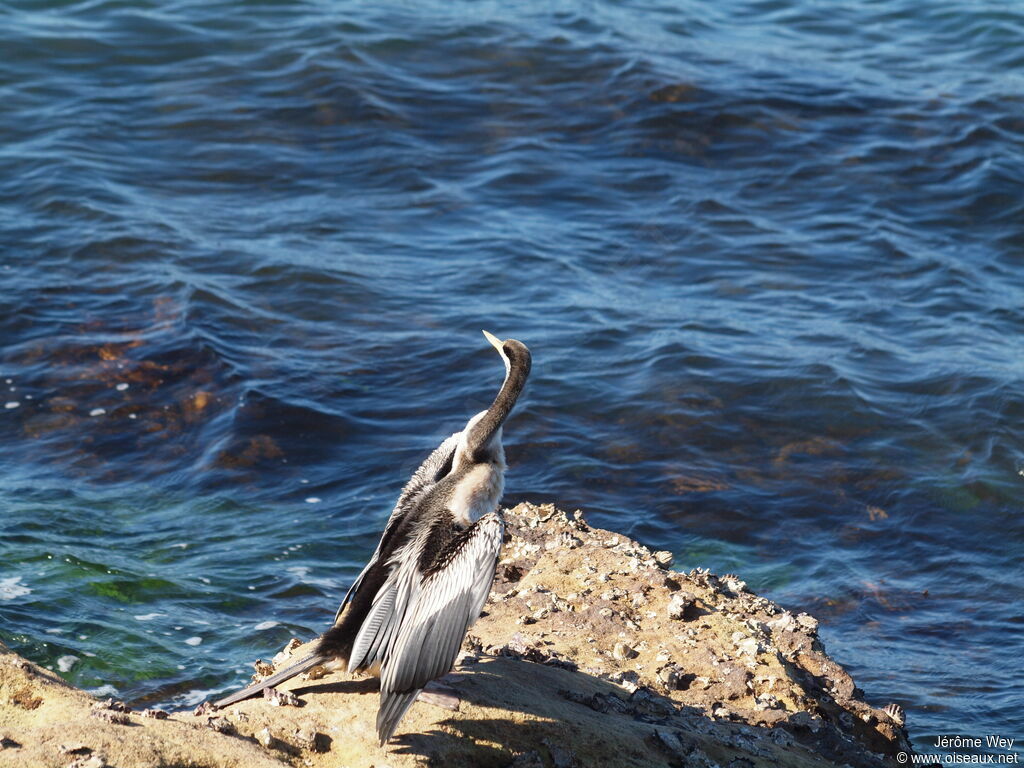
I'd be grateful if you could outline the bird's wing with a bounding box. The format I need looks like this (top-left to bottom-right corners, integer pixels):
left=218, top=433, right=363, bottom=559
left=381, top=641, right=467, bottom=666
left=392, top=431, right=461, bottom=516
left=333, top=432, right=460, bottom=624
left=377, top=513, right=504, bottom=742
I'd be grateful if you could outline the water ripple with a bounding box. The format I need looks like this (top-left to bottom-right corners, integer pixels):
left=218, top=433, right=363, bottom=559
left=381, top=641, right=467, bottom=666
left=0, top=0, right=1022, bottom=747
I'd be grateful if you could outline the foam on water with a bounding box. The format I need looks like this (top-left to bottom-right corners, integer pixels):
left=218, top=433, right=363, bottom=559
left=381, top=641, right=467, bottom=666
left=0, top=578, right=30, bottom=601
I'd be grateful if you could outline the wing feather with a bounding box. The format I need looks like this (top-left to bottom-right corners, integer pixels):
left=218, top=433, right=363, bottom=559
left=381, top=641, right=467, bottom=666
left=349, top=563, right=413, bottom=671
left=376, top=689, right=419, bottom=745
left=350, top=512, right=504, bottom=742
left=380, top=513, right=504, bottom=696
left=333, top=433, right=460, bottom=624
left=348, top=580, right=397, bottom=668
left=391, top=433, right=461, bottom=515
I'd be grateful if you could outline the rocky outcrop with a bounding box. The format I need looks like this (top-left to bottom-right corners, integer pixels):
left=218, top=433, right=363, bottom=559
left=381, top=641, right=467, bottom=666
left=0, top=644, right=284, bottom=768
left=0, top=503, right=912, bottom=767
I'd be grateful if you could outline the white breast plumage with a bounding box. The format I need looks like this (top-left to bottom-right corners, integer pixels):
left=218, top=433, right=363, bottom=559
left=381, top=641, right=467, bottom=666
left=448, top=462, right=505, bottom=527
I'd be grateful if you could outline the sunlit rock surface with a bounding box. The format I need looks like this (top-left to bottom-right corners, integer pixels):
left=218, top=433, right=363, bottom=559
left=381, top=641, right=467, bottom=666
left=0, top=503, right=912, bottom=767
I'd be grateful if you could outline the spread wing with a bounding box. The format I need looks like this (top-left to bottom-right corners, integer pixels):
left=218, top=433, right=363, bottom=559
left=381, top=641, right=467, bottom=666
left=349, top=512, right=505, bottom=743
left=333, top=432, right=460, bottom=623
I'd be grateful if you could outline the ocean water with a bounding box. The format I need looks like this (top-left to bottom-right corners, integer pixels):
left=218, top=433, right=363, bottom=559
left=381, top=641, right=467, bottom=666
left=1, top=0, right=1022, bottom=756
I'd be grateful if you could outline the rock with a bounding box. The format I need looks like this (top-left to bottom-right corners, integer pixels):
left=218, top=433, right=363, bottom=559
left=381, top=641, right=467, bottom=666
left=8, top=687, right=41, bottom=710
left=543, top=738, right=576, bottom=768
left=884, top=702, right=905, bottom=725
left=651, top=729, right=687, bottom=754
left=0, top=502, right=916, bottom=768
left=768, top=727, right=795, bottom=747
left=58, top=743, right=93, bottom=755
left=91, top=698, right=130, bottom=713
left=271, top=638, right=304, bottom=667
left=653, top=551, right=674, bottom=568
left=657, top=665, right=682, bottom=691
left=506, top=751, right=545, bottom=768
left=263, top=686, right=303, bottom=707
left=767, top=612, right=791, bottom=629
left=68, top=754, right=108, bottom=768
left=255, top=726, right=275, bottom=749
left=546, top=532, right=583, bottom=550
left=630, top=687, right=677, bottom=718
left=140, top=708, right=168, bottom=719
left=667, top=592, right=693, bottom=620
left=294, top=726, right=330, bottom=753
left=721, top=574, right=747, bottom=595
left=796, top=613, right=819, bottom=632
left=733, top=634, right=761, bottom=658
left=90, top=709, right=130, bottom=725
left=612, top=642, right=637, bottom=661
left=206, top=716, right=237, bottom=735
left=607, top=669, right=641, bottom=693
left=192, top=700, right=215, bottom=716
left=789, top=711, right=822, bottom=733
left=688, top=748, right=721, bottom=768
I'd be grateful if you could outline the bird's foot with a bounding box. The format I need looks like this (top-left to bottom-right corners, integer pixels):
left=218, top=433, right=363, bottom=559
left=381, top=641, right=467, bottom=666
left=417, top=681, right=460, bottom=711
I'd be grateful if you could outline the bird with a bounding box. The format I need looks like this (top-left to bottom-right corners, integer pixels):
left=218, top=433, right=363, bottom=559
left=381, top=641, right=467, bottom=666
left=210, top=330, right=531, bottom=745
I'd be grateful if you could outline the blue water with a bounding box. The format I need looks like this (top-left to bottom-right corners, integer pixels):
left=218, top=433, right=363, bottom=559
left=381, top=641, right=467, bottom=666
left=1, top=0, right=1022, bottom=755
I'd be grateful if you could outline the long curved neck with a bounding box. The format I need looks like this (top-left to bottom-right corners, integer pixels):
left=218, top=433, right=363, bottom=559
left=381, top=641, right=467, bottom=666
left=466, top=345, right=530, bottom=462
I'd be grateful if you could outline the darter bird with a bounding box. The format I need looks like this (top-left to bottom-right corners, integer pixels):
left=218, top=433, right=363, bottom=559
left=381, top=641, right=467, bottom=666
left=210, top=330, right=531, bottom=744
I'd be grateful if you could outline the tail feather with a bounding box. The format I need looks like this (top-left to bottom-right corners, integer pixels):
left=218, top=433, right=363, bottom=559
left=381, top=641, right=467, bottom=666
left=376, top=688, right=421, bottom=745
left=212, top=653, right=325, bottom=709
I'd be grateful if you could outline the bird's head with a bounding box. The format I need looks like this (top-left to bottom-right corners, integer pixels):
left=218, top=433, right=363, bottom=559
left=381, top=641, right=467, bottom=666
left=481, top=329, right=531, bottom=383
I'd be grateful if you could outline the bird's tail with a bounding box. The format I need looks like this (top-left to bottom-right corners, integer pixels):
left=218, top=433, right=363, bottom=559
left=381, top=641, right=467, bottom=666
left=212, top=653, right=325, bottom=709
left=376, top=688, right=421, bottom=745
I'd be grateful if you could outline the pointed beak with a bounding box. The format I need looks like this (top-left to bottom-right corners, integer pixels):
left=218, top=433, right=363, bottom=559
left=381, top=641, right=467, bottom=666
left=482, top=329, right=504, bottom=353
